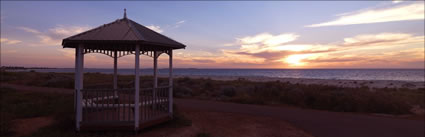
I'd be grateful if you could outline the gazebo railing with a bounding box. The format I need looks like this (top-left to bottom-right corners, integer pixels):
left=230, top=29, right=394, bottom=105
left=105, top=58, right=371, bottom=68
left=80, top=86, right=171, bottom=125
left=140, top=86, right=170, bottom=123
left=81, top=88, right=135, bottom=123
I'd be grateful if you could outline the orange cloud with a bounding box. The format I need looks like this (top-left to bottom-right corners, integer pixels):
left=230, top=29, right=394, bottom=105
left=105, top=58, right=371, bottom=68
left=205, top=32, right=424, bottom=68
left=17, top=25, right=91, bottom=46
left=0, top=38, right=22, bottom=45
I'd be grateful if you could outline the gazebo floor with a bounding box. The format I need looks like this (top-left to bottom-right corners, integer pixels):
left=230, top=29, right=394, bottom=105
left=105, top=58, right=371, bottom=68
left=80, top=107, right=171, bottom=131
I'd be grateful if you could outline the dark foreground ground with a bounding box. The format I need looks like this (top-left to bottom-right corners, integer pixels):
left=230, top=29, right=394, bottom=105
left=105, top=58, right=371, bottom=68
left=176, top=99, right=425, bottom=137
left=1, top=83, right=313, bottom=137
left=1, top=71, right=424, bottom=137
left=1, top=83, right=424, bottom=137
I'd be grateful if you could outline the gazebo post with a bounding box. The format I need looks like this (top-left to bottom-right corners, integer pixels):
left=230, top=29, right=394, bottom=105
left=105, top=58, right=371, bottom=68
left=75, top=44, right=84, bottom=131
left=113, top=50, right=118, bottom=96
left=134, top=45, right=140, bottom=131
left=153, top=51, right=158, bottom=110
left=74, top=46, right=79, bottom=130
left=168, top=49, right=173, bottom=115
left=74, top=48, right=78, bottom=110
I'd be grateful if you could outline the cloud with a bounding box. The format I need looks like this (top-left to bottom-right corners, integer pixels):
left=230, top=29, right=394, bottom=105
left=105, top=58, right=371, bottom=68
left=192, top=59, right=216, bottom=64
left=57, top=49, right=75, bottom=58
left=224, top=33, right=336, bottom=64
left=18, top=27, right=41, bottom=34
left=392, top=0, right=404, bottom=4
left=146, top=25, right=164, bottom=33
left=342, top=33, right=424, bottom=47
left=235, top=33, right=299, bottom=53
left=37, top=35, right=61, bottom=46
left=48, top=25, right=91, bottom=37
left=221, top=43, right=237, bottom=47
left=174, top=20, right=186, bottom=28
left=304, top=56, right=365, bottom=63
left=17, top=25, right=91, bottom=46
left=215, top=33, right=340, bottom=67
left=214, top=31, right=424, bottom=68
left=0, top=38, right=22, bottom=45
left=306, top=2, right=424, bottom=27
left=176, top=20, right=185, bottom=24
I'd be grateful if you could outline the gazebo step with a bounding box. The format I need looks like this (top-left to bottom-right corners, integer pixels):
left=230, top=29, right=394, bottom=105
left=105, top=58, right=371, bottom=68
left=139, top=114, right=172, bottom=129
left=80, top=114, right=172, bottom=131
left=80, top=121, right=134, bottom=131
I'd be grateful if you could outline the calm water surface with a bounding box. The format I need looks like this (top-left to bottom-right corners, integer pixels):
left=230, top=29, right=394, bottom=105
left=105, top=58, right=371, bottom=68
left=18, top=68, right=425, bottom=82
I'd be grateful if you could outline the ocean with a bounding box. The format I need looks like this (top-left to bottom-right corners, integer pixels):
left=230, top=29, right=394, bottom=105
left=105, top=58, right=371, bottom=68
left=15, top=68, right=425, bottom=82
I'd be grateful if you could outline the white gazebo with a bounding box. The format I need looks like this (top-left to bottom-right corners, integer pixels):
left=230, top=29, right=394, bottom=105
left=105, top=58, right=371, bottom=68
left=61, top=10, right=186, bottom=131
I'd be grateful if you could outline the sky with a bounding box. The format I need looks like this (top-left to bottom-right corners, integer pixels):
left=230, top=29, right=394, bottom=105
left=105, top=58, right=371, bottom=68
left=1, top=1, right=424, bottom=69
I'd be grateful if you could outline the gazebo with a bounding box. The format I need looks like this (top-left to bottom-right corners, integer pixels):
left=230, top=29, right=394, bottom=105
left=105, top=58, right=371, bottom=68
left=61, top=9, right=186, bottom=131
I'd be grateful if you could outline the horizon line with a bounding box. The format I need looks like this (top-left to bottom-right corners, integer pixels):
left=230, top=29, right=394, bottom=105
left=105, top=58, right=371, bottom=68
left=2, top=66, right=424, bottom=70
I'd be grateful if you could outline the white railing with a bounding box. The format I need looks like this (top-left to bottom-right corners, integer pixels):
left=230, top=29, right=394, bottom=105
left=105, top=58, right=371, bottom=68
left=80, top=86, right=171, bottom=125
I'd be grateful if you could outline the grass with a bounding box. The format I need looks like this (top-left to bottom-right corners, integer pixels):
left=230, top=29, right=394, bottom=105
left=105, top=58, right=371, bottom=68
left=174, top=78, right=424, bottom=115
left=0, top=87, right=73, bottom=136
left=195, top=132, right=211, bottom=137
left=2, top=71, right=424, bottom=115
left=0, top=86, right=73, bottom=134
left=0, top=85, right=192, bottom=137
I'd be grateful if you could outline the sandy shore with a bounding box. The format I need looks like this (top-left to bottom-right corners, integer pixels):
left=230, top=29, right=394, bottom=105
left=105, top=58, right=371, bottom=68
left=173, top=75, right=424, bottom=89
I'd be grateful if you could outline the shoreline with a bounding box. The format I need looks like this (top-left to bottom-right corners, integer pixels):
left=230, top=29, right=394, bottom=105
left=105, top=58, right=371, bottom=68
left=172, top=75, right=425, bottom=89
left=5, top=68, right=424, bottom=83
left=4, top=69, right=424, bottom=89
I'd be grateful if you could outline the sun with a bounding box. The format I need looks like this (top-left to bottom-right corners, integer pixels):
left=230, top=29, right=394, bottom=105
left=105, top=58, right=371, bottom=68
left=284, top=54, right=311, bottom=66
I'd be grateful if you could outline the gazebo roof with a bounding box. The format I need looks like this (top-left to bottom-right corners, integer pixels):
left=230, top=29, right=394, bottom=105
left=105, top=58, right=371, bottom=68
left=62, top=11, right=186, bottom=50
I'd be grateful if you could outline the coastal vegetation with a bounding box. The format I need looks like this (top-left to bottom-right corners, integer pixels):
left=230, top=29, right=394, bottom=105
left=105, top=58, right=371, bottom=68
left=2, top=71, right=423, bottom=115
left=1, top=71, right=423, bottom=136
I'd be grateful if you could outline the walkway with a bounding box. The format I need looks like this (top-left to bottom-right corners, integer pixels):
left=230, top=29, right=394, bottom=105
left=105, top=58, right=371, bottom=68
left=175, top=99, right=424, bottom=137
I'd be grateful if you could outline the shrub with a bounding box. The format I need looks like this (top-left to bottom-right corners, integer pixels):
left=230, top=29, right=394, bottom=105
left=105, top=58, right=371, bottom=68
left=196, top=132, right=211, bottom=137
left=220, top=86, right=236, bottom=97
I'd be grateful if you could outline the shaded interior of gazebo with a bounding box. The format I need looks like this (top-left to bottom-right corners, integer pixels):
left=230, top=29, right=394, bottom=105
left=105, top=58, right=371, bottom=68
left=62, top=10, right=186, bottom=131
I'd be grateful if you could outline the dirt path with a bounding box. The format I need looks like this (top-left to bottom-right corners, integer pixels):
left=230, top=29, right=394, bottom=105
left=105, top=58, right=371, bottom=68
left=139, top=108, right=313, bottom=137
left=175, top=99, right=424, bottom=137
left=1, top=83, right=73, bottom=94
left=11, top=116, right=55, bottom=137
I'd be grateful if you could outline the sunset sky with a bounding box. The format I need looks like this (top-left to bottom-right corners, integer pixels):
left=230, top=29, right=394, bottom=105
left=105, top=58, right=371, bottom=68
left=1, top=1, right=424, bottom=69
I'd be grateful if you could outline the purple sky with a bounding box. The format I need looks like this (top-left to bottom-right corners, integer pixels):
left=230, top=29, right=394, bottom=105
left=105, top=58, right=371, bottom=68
left=1, top=1, right=424, bottom=68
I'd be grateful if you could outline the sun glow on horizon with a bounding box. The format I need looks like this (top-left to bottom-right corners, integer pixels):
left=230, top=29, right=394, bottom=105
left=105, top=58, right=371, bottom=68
left=283, top=54, right=312, bottom=66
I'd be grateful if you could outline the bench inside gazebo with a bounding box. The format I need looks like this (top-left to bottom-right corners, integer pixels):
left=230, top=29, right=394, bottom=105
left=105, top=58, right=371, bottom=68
left=61, top=10, right=186, bottom=131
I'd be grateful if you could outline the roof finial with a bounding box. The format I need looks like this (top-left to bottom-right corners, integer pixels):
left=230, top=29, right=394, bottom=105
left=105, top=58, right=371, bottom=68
left=124, top=8, right=127, bottom=19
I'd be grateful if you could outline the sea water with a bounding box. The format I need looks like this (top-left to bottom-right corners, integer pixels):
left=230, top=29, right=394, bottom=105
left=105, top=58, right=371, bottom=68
left=17, top=68, right=425, bottom=82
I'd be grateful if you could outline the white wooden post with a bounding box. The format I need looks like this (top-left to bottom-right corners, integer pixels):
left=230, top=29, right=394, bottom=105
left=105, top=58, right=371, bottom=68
left=153, top=51, right=158, bottom=110
left=80, top=47, right=84, bottom=90
left=134, top=46, right=140, bottom=130
left=114, top=50, right=118, bottom=96
left=74, top=48, right=78, bottom=110
left=168, top=49, right=173, bottom=115
left=74, top=46, right=79, bottom=130
left=76, top=44, right=84, bottom=131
